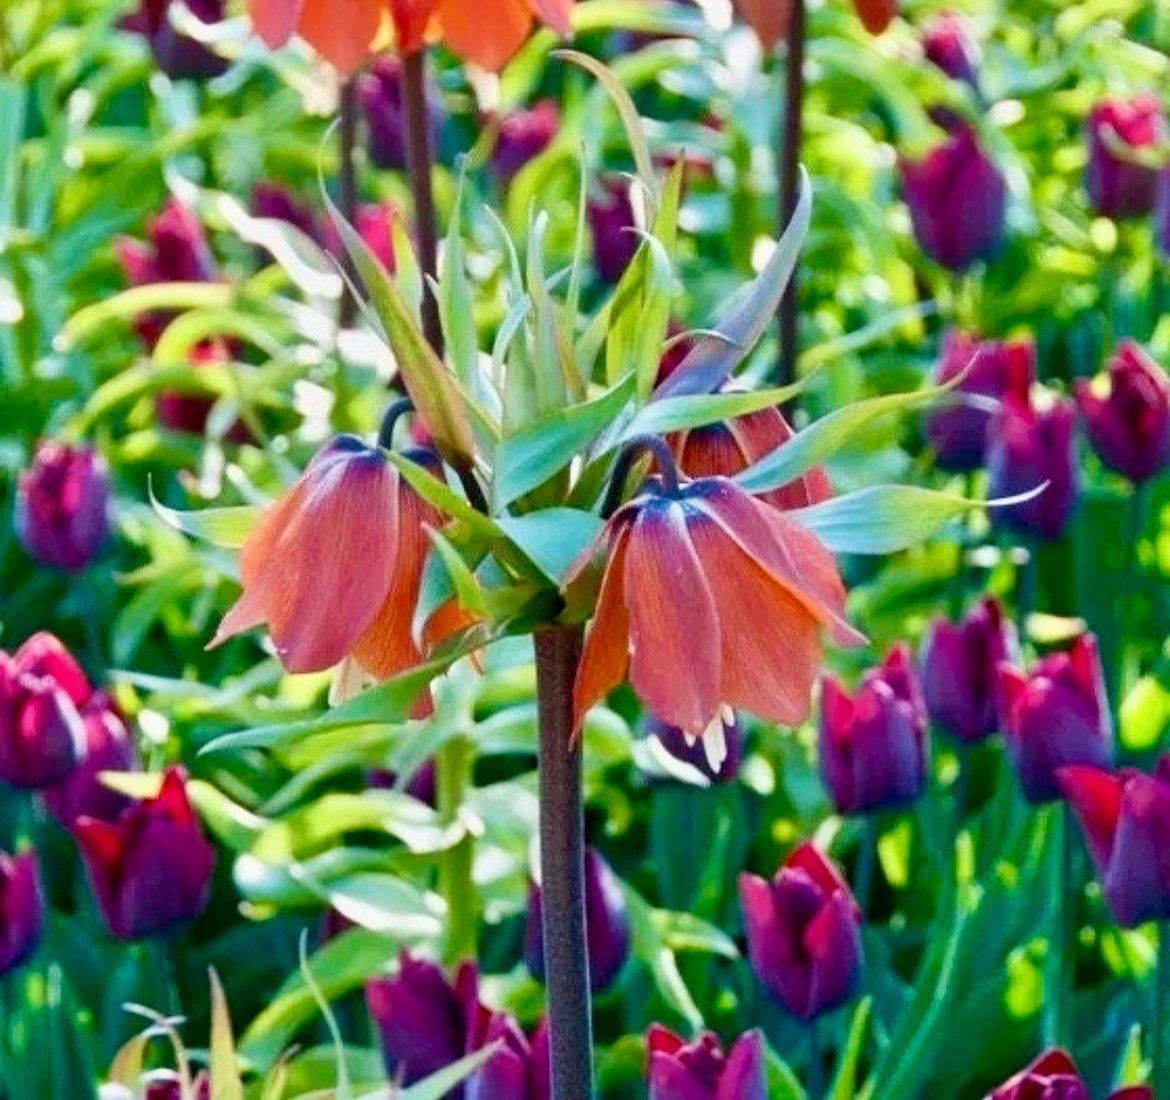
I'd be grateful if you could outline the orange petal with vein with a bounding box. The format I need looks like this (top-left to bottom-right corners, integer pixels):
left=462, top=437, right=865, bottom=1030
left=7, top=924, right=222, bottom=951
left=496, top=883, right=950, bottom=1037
left=573, top=524, right=632, bottom=732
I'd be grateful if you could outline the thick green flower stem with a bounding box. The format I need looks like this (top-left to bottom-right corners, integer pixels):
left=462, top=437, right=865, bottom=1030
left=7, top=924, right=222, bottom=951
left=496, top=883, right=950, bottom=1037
left=438, top=735, right=477, bottom=964
left=338, top=76, right=359, bottom=329
left=535, top=625, right=594, bottom=1100
left=775, top=0, right=806, bottom=399
left=854, top=816, right=879, bottom=916
left=1043, top=803, right=1075, bottom=1048
left=1154, top=922, right=1170, bottom=1089
left=401, top=49, right=444, bottom=358
left=806, top=1017, right=823, bottom=1100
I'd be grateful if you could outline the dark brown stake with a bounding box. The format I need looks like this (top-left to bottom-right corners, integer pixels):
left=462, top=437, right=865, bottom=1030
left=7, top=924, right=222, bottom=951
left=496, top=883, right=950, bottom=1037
left=401, top=49, right=444, bottom=358
left=338, top=76, right=359, bottom=328
left=776, top=0, right=806, bottom=397
left=535, top=625, right=594, bottom=1100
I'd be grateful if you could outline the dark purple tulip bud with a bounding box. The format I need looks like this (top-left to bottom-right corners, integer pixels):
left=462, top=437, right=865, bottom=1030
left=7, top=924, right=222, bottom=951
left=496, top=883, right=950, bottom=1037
left=322, top=203, right=397, bottom=275
left=122, top=0, right=228, bottom=80
left=525, top=847, right=630, bottom=993
left=366, top=758, right=437, bottom=807
left=986, top=1047, right=1153, bottom=1100
left=646, top=710, right=741, bottom=784
left=465, top=1014, right=550, bottom=1100
left=900, top=125, right=1007, bottom=272
left=144, top=1071, right=212, bottom=1100
left=490, top=100, right=559, bottom=180
left=925, top=329, right=1034, bottom=472
left=44, top=693, right=138, bottom=826
left=16, top=442, right=111, bottom=572
left=920, top=597, right=1018, bottom=744
left=251, top=182, right=320, bottom=240
left=922, top=10, right=980, bottom=87
left=359, top=57, right=442, bottom=171
left=74, top=768, right=215, bottom=940
left=0, top=660, right=86, bottom=790
left=12, top=632, right=91, bottom=708
left=1157, top=168, right=1170, bottom=257
left=1086, top=95, right=1164, bottom=219
left=1076, top=341, right=1170, bottom=485
left=0, top=851, right=44, bottom=977
left=1060, top=757, right=1170, bottom=928
left=998, top=635, right=1112, bottom=805
left=588, top=177, right=639, bottom=284
left=986, top=394, right=1078, bottom=542
left=819, top=644, right=928, bottom=815
left=647, top=1024, right=767, bottom=1100
left=739, top=842, right=862, bottom=1021
left=366, top=953, right=482, bottom=1086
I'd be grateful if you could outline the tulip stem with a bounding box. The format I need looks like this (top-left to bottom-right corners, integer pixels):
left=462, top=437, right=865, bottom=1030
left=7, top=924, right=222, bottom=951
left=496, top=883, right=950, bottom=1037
left=1155, top=922, right=1170, bottom=1091
left=855, top=816, right=878, bottom=916
left=601, top=435, right=680, bottom=517
left=775, top=0, right=806, bottom=399
left=1043, top=803, right=1075, bottom=1048
left=437, top=735, right=477, bottom=964
left=807, top=1017, right=823, bottom=1100
left=401, top=49, right=444, bottom=359
left=338, top=76, right=359, bottom=329
left=534, top=625, right=594, bottom=1100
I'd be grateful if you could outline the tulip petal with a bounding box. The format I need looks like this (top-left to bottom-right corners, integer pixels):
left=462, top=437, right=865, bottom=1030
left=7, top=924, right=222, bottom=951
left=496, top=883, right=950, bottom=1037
left=435, top=0, right=531, bottom=70
left=530, top=0, right=572, bottom=36
left=573, top=524, right=632, bottom=732
left=718, top=1030, right=766, bottom=1100
left=297, top=0, right=382, bottom=74
left=1059, top=765, right=1123, bottom=872
left=248, top=0, right=305, bottom=47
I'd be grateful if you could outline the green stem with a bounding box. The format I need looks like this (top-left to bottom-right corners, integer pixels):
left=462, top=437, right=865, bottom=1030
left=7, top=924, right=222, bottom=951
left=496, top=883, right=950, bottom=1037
left=807, top=1017, right=823, bottom=1100
left=854, top=816, right=878, bottom=917
left=1043, top=804, right=1075, bottom=1048
left=1155, top=922, right=1170, bottom=1090
left=437, top=736, right=476, bottom=964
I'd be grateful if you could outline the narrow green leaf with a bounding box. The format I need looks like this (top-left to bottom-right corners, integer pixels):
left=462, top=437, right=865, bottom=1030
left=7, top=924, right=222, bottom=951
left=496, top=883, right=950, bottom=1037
left=495, top=508, right=604, bottom=583
left=209, top=970, right=245, bottom=1100
left=150, top=485, right=261, bottom=550
left=60, top=283, right=234, bottom=350
left=829, top=998, right=872, bottom=1100
left=618, top=382, right=807, bottom=442
left=439, top=173, right=479, bottom=389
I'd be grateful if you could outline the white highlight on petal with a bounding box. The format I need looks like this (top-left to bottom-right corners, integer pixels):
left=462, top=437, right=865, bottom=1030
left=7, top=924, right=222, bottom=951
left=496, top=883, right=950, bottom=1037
left=700, top=705, right=735, bottom=773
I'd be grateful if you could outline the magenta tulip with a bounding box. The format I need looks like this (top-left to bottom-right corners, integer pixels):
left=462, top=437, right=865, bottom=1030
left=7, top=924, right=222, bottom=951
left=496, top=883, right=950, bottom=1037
left=1086, top=95, right=1164, bottom=219
left=16, top=442, right=111, bottom=572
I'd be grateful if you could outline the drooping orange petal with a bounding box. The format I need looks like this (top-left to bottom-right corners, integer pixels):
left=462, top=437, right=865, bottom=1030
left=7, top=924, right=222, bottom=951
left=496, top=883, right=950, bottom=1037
left=297, top=0, right=384, bottom=75
left=624, top=502, right=720, bottom=736
left=733, top=0, right=793, bottom=51
left=388, top=0, right=438, bottom=52
left=249, top=0, right=306, bottom=48
left=434, top=0, right=531, bottom=70
left=689, top=517, right=821, bottom=725
left=852, top=0, right=896, bottom=35
left=529, top=0, right=572, bottom=36
left=573, top=524, right=632, bottom=732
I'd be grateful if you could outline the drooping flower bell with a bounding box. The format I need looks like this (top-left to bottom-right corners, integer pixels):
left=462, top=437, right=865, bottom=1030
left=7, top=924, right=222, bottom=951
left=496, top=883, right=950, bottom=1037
left=646, top=1024, right=767, bottom=1100
left=212, top=434, right=462, bottom=704
left=1076, top=341, right=1170, bottom=485
left=571, top=447, right=862, bottom=769
left=0, top=850, right=44, bottom=978
left=525, top=847, right=630, bottom=993
left=924, top=329, right=1034, bottom=472
left=819, top=643, right=929, bottom=815
left=74, top=767, right=216, bottom=940
left=986, top=1048, right=1152, bottom=1100
left=16, top=441, right=111, bottom=573
left=986, top=393, right=1078, bottom=542
left=1059, top=757, right=1170, bottom=928
left=491, top=100, right=560, bottom=180
left=900, top=125, right=1007, bottom=272
left=44, top=693, right=138, bottom=827
left=922, top=10, right=980, bottom=88
left=122, top=0, right=228, bottom=79
left=645, top=710, right=742, bottom=784
left=587, top=176, right=639, bottom=284
left=998, top=635, right=1112, bottom=805
left=0, top=648, right=87, bottom=790
left=732, top=0, right=791, bottom=52
left=739, top=842, right=863, bottom=1021
left=1086, top=95, right=1165, bottom=220
left=920, top=597, right=1017, bottom=744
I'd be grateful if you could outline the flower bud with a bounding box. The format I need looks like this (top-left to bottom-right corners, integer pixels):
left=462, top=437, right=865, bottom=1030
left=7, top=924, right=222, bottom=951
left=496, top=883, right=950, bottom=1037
left=819, top=644, right=928, bottom=815
left=922, top=10, right=980, bottom=87
left=74, top=768, right=215, bottom=940
left=143, top=1072, right=211, bottom=1100
left=987, top=394, right=1078, bottom=542
left=44, top=693, right=138, bottom=826
left=900, top=126, right=1006, bottom=272
left=13, top=632, right=91, bottom=708
left=0, top=851, right=44, bottom=977
left=924, top=329, right=1034, bottom=472
left=122, top=0, right=227, bottom=80
left=251, top=182, right=320, bottom=241
left=999, top=635, right=1112, bottom=804
left=525, top=847, right=630, bottom=993
left=16, top=442, right=111, bottom=572
left=920, top=598, right=1017, bottom=744
left=1076, top=341, right=1170, bottom=485
left=587, top=177, right=638, bottom=284
left=647, top=1025, right=766, bottom=1100
left=987, top=1047, right=1151, bottom=1100
left=491, top=100, right=559, bottom=180
left=739, top=842, right=862, bottom=1020
left=1157, top=168, right=1170, bottom=257
left=1086, top=95, right=1164, bottom=219
left=465, top=1014, right=550, bottom=1100
left=359, top=57, right=433, bottom=172
left=0, top=659, right=86, bottom=789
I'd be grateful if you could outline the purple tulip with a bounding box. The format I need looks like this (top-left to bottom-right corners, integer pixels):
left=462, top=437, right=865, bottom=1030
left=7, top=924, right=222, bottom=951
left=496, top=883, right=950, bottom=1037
left=925, top=329, right=1034, bottom=472
left=998, top=635, right=1112, bottom=805
left=588, top=176, right=639, bottom=284
left=251, top=182, right=320, bottom=240
left=122, top=0, right=227, bottom=80
left=1076, top=341, right=1170, bottom=485
left=0, top=659, right=86, bottom=791
left=1157, top=168, right=1170, bottom=257
left=920, top=597, right=1018, bottom=744
left=0, top=851, right=44, bottom=977
left=922, top=10, right=980, bottom=87
left=525, top=847, right=630, bottom=993
left=44, top=693, right=138, bottom=826
left=322, top=202, right=397, bottom=274
left=12, top=632, right=91, bottom=708
left=1086, top=95, right=1164, bottom=219
left=646, top=711, right=742, bottom=784
left=647, top=1025, right=766, bottom=1100
left=465, top=1015, right=549, bottom=1100
left=16, top=442, right=111, bottom=572
left=359, top=57, right=442, bottom=171
left=900, top=125, right=1007, bottom=272
left=491, top=100, right=559, bottom=180
left=739, top=842, right=862, bottom=1021
left=987, top=1048, right=1151, bottom=1100
left=819, top=644, right=928, bottom=815
left=74, top=768, right=215, bottom=940
left=143, top=1072, right=212, bottom=1100
left=366, top=758, right=437, bottom=807
left=1059, top=757, right=1170, bottom=929
left=986, top=394, right=1078, bottom=542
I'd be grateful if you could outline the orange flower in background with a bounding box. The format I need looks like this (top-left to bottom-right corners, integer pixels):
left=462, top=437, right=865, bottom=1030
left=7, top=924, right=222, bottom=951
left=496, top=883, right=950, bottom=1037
left=570, top=472, right=863, bottom=765
left=734, top=0, right=894, bottom=48
left=851, top=0, right=896, bottom=35
left=248, top=0, right=573, bottom=74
